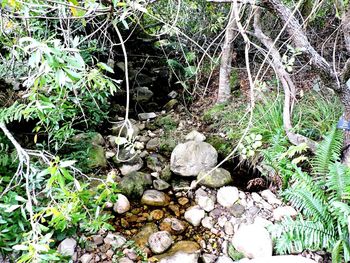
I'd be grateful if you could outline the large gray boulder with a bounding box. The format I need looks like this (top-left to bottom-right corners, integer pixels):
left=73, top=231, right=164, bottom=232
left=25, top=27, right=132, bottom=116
left=170, top=141, right=218, bottom=176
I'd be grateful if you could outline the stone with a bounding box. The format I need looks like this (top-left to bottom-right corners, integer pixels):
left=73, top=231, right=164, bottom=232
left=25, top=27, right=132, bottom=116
left=185, top=130, right=206, bottom=142
left=251, top=193, right=262, bottom=203
left=184, top=206, right=205, bottom=226
left=58, top=238, right=77, bottom=257
left=217, top=187, right=239, bottom=207
left=80, top=253, right=93, bottom=263
left=87, top=145, right=107, bottom=168
left=153, top=179, right=171, bottom=190
left=138, top=112, right=157, bottom=120
left=171, top=179, right=190, bottom=191
left=150, top=209, right=165, bottom=220
left=216, top=255, right=235, bottom=263
left=229, top=204, right=245, bottom=218
left=202, top=253, right=217, bottom=263
left=132, top=223, right=158, bottom=247
left=119, top=159, right=144, bottom=176
left=196, top=193, right=215, bottom=212
left=170, top=141, right=218, bottom=176
left=159, top=252, right=199, bottom=263
left=273, top=206, right=298, bottom=221
left=146, top=138, right=160, bottom=151
left=112, top=149, right=138, bottom=165
left=147, top=153, right=166, bottom=172
left=232, top=224, right=272, bottom=258
left=148, top=231, right=173, bottom=254
left=133, top=86, right=154, bottom=103
left=197, top=168, right=232, bottom=188
left=104, top=233, right=126, bottom=248
left=201, top=216, right=214, bottom=229
left=224, top=221, right=234, bottom=235
left=178, top=197, right=189, bottom=206
left=243, top=255, right=316, bottom=263
left=113, top=194, right=130, bottom=214
left=92, top=234, right=104, bottom=246
left=155, top=241, right=200, bottom=261
left=106, top=249, right=114, bottom=258
left=260, top=189, right=282, bottom=205
left=118, top=257, right=134, bottom=263
left=141, top=190, right=170, bottom=206
left=160, top=218, right=187, bottom=234
left=119, top=171, right=152, bottom=198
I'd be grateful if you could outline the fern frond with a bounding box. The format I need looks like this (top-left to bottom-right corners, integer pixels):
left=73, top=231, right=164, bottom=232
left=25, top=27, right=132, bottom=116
left=290, top=166, right=326, bottom=202
left=326, top=162, right=350, bottom=201
left=283, top=187, right=331, bottom=223
left=312, top=126, right=343, bottom=176
left=272, top=216, right=336, bottom=254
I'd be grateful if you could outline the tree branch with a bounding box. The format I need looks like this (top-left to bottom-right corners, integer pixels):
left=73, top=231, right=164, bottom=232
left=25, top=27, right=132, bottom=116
left=253, top=8, right=317, bottom=152
left=262, top=0, right=341, bottom=91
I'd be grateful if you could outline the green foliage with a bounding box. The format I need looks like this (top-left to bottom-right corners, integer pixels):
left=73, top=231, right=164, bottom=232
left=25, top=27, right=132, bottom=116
left=228, top=243, right=244, bottom=261
left=272, top=128, right=350, bottom=262
left=312, top=126, right=343, bottom=176
left=0, top=157, right=120, bottom=262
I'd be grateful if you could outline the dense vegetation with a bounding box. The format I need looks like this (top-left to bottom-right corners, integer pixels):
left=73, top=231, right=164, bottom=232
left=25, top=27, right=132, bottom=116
left=1, top=0, right=350, bottom=262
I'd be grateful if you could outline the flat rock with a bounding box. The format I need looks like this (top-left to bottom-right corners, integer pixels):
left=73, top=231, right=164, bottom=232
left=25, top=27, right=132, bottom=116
left=217, top=186, right=239, bottom=207
left=197, top=168, right=232, bottom=188
left=232, top=224, right=272, bottom=258
left=170, top=141, right=218, bottom=176
left=149, top=231, right=173, bottom=254
left=141, top=190, right=170, bottom=206
left=184, top=206, right=205, bottom=226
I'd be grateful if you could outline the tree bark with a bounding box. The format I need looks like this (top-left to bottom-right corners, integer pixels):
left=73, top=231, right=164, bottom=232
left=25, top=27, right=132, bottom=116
left=217, top=4, right=238, bottom=103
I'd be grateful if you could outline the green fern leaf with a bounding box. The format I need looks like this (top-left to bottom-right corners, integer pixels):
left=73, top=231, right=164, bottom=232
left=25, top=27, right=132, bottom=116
left=312, top=126, right=343, bottom=176
left=326, top=162, right=350, bottom=201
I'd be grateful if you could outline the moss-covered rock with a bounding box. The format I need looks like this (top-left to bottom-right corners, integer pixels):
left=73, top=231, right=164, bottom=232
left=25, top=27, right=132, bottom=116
left=87, top=145, right=107, bottom=169
left=119, top=171, right=152, bottom=199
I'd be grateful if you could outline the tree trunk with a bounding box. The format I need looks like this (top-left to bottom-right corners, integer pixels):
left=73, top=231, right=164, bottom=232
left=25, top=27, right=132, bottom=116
left=217, top=5, right=237, bottom=104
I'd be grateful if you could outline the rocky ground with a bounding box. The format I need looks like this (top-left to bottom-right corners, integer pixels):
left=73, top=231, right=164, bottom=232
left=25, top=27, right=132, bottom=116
left=56, top=110, right=328, bottom=263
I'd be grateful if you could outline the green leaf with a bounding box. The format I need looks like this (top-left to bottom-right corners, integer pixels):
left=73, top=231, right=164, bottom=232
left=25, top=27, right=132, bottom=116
left=97, top=62, right=114, bottom=73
